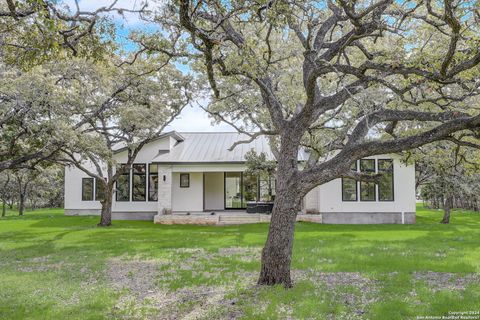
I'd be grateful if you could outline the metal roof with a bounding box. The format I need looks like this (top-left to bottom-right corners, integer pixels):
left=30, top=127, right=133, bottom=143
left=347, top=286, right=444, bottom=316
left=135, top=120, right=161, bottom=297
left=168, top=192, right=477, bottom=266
left=152, top=132, right=308, bottom=163
left=113, top=131, right=184, bottom=154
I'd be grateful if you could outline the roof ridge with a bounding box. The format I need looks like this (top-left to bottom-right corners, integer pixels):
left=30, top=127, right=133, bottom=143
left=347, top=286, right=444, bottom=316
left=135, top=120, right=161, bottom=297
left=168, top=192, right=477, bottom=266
left=178, top=131, right=243, bottom=134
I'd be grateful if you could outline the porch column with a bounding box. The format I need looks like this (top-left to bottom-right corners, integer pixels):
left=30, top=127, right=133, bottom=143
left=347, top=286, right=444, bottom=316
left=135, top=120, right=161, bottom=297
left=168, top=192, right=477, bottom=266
left=157, top=166, right=172, bottom=215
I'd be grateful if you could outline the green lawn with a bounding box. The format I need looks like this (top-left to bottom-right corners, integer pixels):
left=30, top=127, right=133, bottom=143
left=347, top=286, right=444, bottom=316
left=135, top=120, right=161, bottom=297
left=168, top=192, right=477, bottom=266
left=0, top=205, right=479, bottom=319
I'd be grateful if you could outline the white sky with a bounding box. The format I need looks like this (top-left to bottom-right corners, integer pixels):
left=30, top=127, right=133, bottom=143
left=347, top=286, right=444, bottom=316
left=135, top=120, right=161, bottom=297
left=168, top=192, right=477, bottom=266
left=166, top=104, right=235, bottom=132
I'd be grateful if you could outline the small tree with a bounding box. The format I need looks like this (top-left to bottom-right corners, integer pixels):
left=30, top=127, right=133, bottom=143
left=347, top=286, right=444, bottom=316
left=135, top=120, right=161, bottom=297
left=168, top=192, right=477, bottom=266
left=0, top=171, right=14, bottom=216
left=413, top=142, right=480, bottom=223
left=58, top=56, right=191, bottom=226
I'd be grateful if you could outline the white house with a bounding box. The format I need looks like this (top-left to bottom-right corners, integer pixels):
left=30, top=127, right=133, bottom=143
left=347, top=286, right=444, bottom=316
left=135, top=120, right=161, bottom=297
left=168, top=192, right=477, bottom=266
left=64, top=131, right=416, bottom=224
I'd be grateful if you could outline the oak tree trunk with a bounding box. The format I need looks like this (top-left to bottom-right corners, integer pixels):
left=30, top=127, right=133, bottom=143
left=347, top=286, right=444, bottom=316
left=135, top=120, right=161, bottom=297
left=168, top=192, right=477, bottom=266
left=258, top=136, right=302, bottom=287
left=440, top=195, right=453, bottom=224
left=258, top=187, right=300, bottom=287
left=2, top=201, right=5, bottom=217
left=98, top=186, right=113, bottom=227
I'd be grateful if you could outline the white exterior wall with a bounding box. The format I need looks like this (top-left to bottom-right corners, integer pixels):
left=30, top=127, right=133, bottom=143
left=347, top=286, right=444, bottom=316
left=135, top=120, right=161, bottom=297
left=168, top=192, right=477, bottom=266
left=171, top=172, right=204, bottom=212
left=64, top=136, right=174, bottom=215
left=157, top=166, right=172, bottom=214
left=318, top=155, right=415, bottom=213
left=304, top=187, right=320, bottom=213
left=64, top=164, right=102, bottom=212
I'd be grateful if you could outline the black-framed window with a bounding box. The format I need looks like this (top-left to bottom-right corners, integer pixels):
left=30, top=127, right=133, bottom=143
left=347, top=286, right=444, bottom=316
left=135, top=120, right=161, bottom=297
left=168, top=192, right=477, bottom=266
left=342, top=161, right=358, bottom=201
left=132, top=164, right=146, bottom=201
left=378, top=159, right=394, bottom=201
left=82, top=178, right=94, bottom=201
left=259, top=175, right=276, bottom=202
left=180, top=173, right=190, bottom=188
left=225, top=172, right=276, bottom=209
left=148, top=164, right=158, bottom=201
left=116, top=164, right=130, bottom=202
left=360, top=159, right=376, bottom=201
left=95, top=178, right=105, bottom=202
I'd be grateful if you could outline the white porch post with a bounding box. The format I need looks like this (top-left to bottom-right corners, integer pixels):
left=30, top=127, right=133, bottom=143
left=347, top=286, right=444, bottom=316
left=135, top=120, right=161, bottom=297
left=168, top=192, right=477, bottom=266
left=157, top=166, right=172, bottom=215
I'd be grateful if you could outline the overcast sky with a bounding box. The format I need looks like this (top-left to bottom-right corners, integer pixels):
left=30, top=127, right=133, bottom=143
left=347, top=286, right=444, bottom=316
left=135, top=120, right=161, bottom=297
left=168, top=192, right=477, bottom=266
left=166, top=105, right=235, bottom=132
left=62, top=0, right=235, bottom=133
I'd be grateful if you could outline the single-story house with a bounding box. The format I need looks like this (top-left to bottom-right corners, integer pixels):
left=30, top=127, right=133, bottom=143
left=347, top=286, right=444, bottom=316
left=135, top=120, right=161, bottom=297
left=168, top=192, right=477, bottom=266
left=64, top=131, right=416, bottom=224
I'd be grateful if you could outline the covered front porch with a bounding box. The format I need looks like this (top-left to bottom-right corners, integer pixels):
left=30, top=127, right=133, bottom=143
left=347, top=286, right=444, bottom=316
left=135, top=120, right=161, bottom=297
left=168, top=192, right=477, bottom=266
left=156, top=163, right=276, bottom=214
left=153, top=164, right=322, bottom=225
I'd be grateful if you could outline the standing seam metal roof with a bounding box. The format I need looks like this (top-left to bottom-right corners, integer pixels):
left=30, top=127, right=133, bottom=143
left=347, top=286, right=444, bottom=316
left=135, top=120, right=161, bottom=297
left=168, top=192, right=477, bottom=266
left=151, top=132, right=307, bottom=163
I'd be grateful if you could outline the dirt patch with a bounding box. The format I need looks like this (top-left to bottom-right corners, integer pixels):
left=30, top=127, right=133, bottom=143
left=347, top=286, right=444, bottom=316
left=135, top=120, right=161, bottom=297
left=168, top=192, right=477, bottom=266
left=413, top=272, right=480, bottom=291
left=106, top=257, right=245, bottom=319
left=106, top=255, right=381, bottom=319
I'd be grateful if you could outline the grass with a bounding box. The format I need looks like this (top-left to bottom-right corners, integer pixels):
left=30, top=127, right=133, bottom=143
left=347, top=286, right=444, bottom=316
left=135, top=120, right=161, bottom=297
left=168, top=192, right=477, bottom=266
left=0, top=205, right=479, bottom=319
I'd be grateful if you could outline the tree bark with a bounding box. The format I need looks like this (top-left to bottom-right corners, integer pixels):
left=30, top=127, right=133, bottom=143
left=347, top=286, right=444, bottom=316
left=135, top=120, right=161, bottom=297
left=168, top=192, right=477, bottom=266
left=258, top=187, right=300, bottom=287
left=98, top=185, right=113, bottom=227
left=2, top=201, right=5, bottom=217
left=440, top=195, right=453, bottom=224
left=18, top=193, right=25, bottom=216
left=258, top=135, right=302, bottom=287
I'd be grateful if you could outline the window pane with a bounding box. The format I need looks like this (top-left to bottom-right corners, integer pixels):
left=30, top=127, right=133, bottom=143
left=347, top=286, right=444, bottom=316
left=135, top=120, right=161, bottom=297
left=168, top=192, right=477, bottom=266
left=243, top=173, right=258, bottom=206
left=360, top=181, right=376, bottom=201
left=180, top=173, right=190, bottom=188
left=225, top=172, right=242, bottom=208
left=360, top=159, right=375, bottom=172
left=116, top=165, right=130, bottom=201
left=148, top=164, right=158, bottom=201
left=133, top=164, right=146, bottom=174
left=378, top=159, right=394, bottom=201
left=259, top=176, right=275, bottom=202
left=95, top=178, right=105, bottom=201
left=342, top=161, right=358, bottom=201
left=132, top=164, right=146, bottom=201
left=149, top=164, right=158, bottom=173
left=360, top=159, right=376, bottom=201
left=342, top=178, right=357, bottom=201
left=82, top=178, right=94, bottom=201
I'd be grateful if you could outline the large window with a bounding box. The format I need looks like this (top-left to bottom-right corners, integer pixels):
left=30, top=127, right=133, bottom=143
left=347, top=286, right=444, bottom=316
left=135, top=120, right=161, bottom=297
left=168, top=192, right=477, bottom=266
left=132, top=164, right=146, bottom=201
left=116, top=164, right=130, bottom=202
left=95, top=178, right=105, bottom=202
left=378, top=159, right=394, bottom=201
left=225, top=172, right=276, bottom=209
left=342, top=162, right=358, bottom=201
left=360, top=159, right=376, bottom=201
left=148, top=164, right=158, bottom=201
left=82, top=178, right=94, bottom=201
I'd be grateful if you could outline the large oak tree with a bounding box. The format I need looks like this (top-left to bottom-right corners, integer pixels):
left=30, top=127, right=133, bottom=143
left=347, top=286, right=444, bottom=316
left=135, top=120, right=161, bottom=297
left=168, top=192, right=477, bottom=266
left=157, top=0, right=480, bottom=286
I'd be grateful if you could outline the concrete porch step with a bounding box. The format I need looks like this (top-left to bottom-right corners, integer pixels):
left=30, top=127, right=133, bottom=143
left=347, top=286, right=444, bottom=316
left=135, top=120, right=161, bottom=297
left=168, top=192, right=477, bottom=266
left=218, top=214, right=270, bottom=225
left=153, top=213, right=323, bottom=225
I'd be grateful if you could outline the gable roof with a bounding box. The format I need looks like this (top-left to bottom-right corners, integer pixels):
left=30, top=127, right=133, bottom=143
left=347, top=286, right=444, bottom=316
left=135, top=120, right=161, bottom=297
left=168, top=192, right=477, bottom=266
left=152, top=132, right=307, bottom=163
